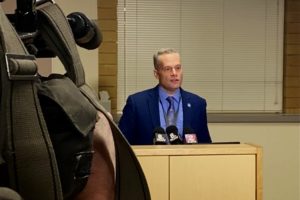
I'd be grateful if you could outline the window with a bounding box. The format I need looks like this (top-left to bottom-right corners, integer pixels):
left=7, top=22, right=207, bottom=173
left=117, top=0, right=284, bottom=113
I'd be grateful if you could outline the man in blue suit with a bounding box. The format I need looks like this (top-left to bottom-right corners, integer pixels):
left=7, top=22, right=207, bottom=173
left=119, top=48, right=212, bottom=145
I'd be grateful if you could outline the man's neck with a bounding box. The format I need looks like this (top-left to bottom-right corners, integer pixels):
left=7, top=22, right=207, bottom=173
left=159, top=86, right=180, bottom=96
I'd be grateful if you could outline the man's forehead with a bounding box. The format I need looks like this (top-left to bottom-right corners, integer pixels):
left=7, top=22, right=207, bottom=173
left=159, top=53, right=180, bottom=62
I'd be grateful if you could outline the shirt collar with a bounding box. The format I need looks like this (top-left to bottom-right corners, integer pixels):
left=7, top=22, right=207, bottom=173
left=158, top=86, right=181, bottom=103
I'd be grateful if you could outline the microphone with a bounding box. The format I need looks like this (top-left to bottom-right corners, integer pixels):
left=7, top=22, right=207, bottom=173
left=183, top=128, right=198, bottom=144
left=166, top=125, right=182, bottom=144
left=153, top=127, right=168, bottom=145
left=67, top=12, right=102, bottom=50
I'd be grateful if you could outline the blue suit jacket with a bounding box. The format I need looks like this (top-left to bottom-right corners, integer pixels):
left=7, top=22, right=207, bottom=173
left=118, top=86, right=212, bottom=145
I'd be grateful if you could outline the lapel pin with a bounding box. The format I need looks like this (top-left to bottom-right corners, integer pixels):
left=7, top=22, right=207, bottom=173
left=187, top=103, right=191, bottom=108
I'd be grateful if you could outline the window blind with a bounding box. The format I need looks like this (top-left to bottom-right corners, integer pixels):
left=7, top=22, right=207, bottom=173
left=117, top=0, right=284, bottom=113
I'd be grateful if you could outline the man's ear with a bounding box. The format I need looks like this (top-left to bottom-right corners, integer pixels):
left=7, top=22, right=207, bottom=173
left=153, top=69, right=159, bottom=79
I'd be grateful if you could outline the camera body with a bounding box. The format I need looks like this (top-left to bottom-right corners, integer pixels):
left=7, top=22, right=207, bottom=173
left=6, top=0, right=101, bottom=57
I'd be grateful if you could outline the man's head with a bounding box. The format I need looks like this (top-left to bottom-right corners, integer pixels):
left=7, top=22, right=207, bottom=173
left=153, top=48, right=183, bottom=95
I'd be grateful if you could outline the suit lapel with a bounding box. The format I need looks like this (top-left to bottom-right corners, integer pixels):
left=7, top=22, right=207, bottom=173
left=148, top=86, right=160, bottom=128
left=181, top=89, right=192, bottom=127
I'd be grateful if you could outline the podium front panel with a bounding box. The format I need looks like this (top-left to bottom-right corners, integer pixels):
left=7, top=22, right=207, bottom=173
left=170, top=155, right=256, bottom=200
left=133, top=144, right=262, bottom=200
left=137, top=156, right=169, bottom=200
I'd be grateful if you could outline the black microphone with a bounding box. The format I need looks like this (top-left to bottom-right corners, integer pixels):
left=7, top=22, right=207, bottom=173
left=153, top=127, right=168, bottom=145
left=67, top=12, right=102, bottom=50
left=166, top=125, right=182, bottom=144
left=183, top=128, right=198, bottom=144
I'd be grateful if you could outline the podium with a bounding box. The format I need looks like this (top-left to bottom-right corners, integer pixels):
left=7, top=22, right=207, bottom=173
left=132, top=143, right=262, bottom=200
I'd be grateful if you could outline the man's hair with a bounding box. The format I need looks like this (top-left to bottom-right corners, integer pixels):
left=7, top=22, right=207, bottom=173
left=153, top=48, right=179, bottom=69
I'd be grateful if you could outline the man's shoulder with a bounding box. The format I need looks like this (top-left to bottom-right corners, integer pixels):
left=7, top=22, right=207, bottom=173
left=181, top=88, right=206, bottom=102
left=128, top=87, right=157, bottom=99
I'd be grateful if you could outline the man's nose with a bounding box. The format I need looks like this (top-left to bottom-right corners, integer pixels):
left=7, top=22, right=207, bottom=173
left=171, top=67, right=177, bottom=75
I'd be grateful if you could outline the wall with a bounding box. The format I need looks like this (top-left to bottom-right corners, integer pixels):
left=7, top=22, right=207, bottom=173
left=98, top=0, right=118, bottom=114
left=210, top=123, right=300, bottom=200
left=284, top=0, right=300, bottom=114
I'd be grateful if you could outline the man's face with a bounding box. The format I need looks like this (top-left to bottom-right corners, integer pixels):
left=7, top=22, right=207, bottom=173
left=154, top=53, right=183, bottom=94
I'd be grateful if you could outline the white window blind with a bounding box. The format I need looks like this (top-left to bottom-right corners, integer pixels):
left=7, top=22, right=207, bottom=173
left=117, top=0, right=284, bottom=113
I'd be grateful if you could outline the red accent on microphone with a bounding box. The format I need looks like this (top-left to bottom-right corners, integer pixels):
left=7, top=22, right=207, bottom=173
left=184, top=134, right=198, bottom=144
left=183, top=128, right=198, bottom=144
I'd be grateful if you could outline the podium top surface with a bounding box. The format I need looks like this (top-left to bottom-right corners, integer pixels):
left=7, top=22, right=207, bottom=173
left=132, top=143, right=262, bottom=156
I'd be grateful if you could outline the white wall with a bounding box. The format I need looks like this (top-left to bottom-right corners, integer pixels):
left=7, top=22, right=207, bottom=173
left=210, top=123, right=300, bottom=200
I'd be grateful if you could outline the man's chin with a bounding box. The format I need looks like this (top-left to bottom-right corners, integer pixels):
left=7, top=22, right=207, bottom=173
left=169, top=86, right=180, bottom=91
left=172, top=83, right=181, bottom=88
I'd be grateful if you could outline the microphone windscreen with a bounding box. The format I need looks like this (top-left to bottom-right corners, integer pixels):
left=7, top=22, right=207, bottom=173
left=183, top=128, right=198, bottom=144
left=153, top=127, right=165, bottom=134
left=153, top=127, right=167, bottom=144
left=166, top=125, right=178, bottom=135
left=166, top=125, right=182, bottom=144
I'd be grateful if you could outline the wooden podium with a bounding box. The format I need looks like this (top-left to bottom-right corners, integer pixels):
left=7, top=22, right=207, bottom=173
left=132, top=143, right=262, bottom=200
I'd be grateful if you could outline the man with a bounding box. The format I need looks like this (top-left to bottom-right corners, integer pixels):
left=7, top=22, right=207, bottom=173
left=119, top=48, right=212, bottom=145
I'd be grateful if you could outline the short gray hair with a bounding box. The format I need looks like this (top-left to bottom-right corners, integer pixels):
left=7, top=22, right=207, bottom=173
left=153, top=48, right=179, bottom=69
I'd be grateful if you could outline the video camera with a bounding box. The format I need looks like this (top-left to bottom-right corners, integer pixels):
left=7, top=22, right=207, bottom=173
left=4, top=0, right=102, bottom=57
